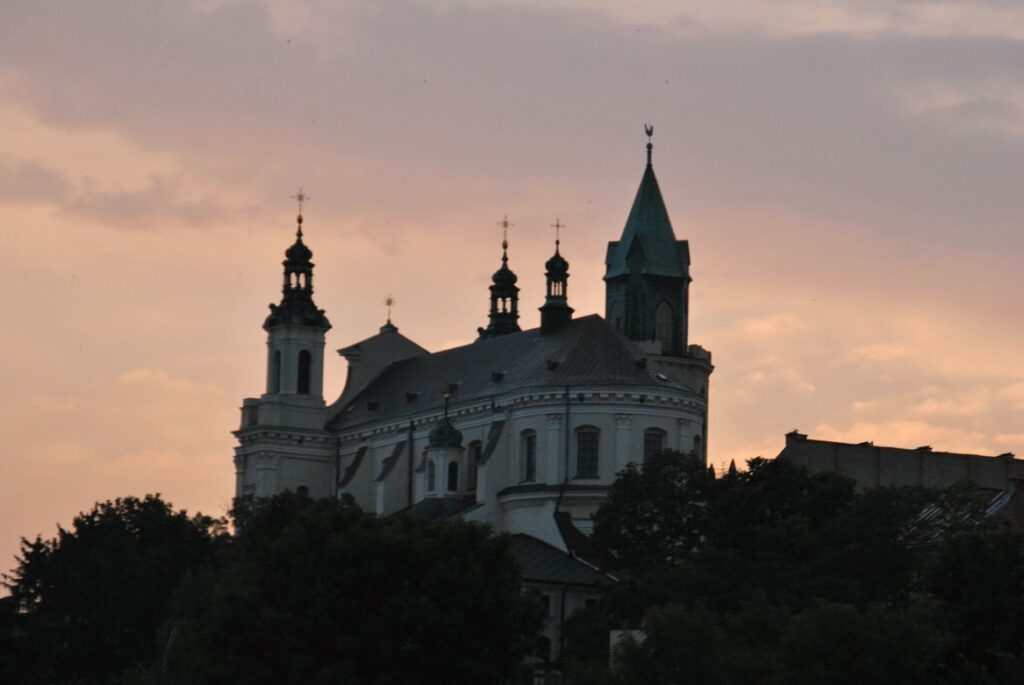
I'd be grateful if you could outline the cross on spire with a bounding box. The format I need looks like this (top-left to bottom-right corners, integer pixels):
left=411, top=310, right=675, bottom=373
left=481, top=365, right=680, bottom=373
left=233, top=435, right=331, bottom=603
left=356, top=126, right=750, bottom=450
left=497, top=215, right=513, bottom=251
left=292, top=188, right=309, bottom=236
left=384, top=294, right=396, bottom=323
left=551, top=217, right=565, bottom=246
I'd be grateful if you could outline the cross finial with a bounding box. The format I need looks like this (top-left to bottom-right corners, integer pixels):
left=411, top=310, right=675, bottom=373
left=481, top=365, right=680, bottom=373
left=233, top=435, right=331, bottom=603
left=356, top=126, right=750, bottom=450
left=551, top=218, right=565, bottom=247
left=292, top=188, right=309, bottom=236
left=644, top=124, right=654, bottom=165
left=384, top=294, right=396, bottom=323
left=497, top=215, right=513, bottom=251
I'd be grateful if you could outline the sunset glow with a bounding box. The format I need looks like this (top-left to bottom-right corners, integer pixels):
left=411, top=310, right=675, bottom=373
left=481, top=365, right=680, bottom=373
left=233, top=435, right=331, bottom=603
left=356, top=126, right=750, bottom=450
left=2, top=0, right=1022, bottom=572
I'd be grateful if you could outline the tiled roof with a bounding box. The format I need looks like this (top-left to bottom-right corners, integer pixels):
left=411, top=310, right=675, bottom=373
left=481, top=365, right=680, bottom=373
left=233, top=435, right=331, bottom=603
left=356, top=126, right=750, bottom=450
left=326, top=315, right=680, bottom=430
left=507, top=534, right=616, bottom=587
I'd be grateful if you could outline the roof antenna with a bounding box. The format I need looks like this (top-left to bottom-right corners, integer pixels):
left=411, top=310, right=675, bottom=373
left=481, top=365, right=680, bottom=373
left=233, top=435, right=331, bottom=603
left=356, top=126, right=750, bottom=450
left=644, top=124, right=654, bottom=165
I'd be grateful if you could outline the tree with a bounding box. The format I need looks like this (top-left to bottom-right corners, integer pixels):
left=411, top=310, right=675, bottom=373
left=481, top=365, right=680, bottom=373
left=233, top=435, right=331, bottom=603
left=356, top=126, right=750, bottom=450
left=588, top=452, right=1024, bottom=683
left=592, top=450, right=713, bottom=573
left=2, top=494, right=227, bottom=684
left=162, top=492, right=542, bottom=685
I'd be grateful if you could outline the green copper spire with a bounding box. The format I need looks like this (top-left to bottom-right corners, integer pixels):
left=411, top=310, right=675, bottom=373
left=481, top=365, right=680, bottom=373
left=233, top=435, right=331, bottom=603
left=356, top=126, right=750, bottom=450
left=604, top=128, right=688, bottom=279
left=604, top=128, right=692, bottom=355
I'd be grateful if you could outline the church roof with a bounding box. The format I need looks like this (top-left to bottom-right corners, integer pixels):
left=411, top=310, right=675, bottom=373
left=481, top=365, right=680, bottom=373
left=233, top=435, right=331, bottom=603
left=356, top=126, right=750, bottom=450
left=326, top=314, right=681, bottom=430
left=506, top=534, right=615, bottom=588
left=604, top=161, right=689, bottom=280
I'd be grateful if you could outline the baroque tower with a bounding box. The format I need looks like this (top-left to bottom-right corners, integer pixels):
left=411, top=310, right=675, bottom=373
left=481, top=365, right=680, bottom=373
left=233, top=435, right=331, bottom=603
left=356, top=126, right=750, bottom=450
left=263, top=205, right=331, bottom=400
left=477, top=217, right=521, bottom=339
left=539, top=221, right=573, bottom=333
left=234, top=197, right=335, bottom=499
left=604, top=128, right=690, bottom=356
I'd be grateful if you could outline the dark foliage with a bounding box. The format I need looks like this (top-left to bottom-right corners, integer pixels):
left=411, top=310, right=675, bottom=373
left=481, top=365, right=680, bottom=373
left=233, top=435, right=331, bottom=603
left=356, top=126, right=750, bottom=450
left=1, top=495, right=227, bottom=684
left=160, top=492, right=542, bottom=685
left=575, top=451, right=1024, bottom=684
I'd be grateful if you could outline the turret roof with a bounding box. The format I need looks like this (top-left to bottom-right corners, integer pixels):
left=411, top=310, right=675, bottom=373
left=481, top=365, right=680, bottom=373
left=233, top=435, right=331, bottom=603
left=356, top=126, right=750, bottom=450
left=605, top=157, right=689, bottom=279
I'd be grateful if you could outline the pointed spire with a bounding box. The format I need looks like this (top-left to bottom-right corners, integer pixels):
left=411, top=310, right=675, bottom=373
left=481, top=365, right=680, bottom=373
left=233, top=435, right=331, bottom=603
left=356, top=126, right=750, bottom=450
left=293, top=188, right=307, bottom=239
left=644, top=123, right=653, bottom=166
left=605, top=128, right=684, bottom=279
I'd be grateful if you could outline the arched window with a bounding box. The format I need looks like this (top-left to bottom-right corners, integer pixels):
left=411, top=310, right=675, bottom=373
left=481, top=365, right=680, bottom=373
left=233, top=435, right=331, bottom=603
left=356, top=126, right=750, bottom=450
left=468, top=441, right=482, bottom=493
left=655, top=301, right=673, bottom=351
left=609, top=303, right=623, bottom=332
left=521, top=430, right=537, bottom=483
left=575, top=426, right=600, bottom=479
left=297, top=350, right=312, bottom=395
left=426, top=459, right=436, bottom=492
left=535, top=636, right=552, bottom=663
left=693, top=434, right=703, bottom=458
left=643, top=428, right=666, bottom=462
left=447, top=461, right=459, bottom=492
left=271, top=350, right=282, bottom=394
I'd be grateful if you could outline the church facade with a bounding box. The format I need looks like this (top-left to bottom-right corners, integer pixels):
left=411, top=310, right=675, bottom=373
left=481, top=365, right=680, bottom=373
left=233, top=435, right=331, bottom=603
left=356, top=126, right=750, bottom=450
left=232, top=137, right=712, bottom=653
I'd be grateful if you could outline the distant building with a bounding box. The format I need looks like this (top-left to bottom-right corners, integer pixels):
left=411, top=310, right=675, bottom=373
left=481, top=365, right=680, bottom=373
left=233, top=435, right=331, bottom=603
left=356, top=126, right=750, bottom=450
left=232, top=134, right=712, bottom=661
left=779, top=431, right=1024, bottom=527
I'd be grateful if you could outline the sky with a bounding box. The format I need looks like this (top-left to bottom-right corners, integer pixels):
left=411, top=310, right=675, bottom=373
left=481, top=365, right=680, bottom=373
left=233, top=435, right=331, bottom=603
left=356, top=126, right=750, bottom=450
left=2, top=0, right=1023, bottom=575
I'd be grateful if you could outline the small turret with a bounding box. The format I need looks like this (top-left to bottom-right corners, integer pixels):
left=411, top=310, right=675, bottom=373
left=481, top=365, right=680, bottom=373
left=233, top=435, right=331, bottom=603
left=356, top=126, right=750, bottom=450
left=539, top=219, right=574, bottom=333
left=477, top=216, right=521, bottom=340
left=423, top=387, right=466, bottom=497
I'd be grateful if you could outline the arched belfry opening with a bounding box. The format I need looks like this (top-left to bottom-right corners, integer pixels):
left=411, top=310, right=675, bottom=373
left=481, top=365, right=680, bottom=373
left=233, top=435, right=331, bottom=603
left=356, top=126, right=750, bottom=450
left=297, top=350, right=312, bottom=395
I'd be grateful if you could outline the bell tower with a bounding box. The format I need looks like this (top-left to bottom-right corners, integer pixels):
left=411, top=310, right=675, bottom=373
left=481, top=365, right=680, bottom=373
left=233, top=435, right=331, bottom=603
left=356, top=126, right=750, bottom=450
left=263, top=191, right=331, bottom=400
left=604, top=127, right=691, bottom=356
left=477, top=216, right=521, bottom=340
left=539, top=219, right=573, bottom=333
left=234, top=191, right=335, bottom=501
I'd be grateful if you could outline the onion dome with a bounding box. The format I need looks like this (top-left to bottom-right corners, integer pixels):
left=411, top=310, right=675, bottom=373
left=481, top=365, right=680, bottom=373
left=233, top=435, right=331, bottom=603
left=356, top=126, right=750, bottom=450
left=284, top=221, right=313, bottom=263
left=545, top=241, right=569, bottom=276
left=492, top=240, right=519, bottom=287
left=428, top=417, right=463, bottom=449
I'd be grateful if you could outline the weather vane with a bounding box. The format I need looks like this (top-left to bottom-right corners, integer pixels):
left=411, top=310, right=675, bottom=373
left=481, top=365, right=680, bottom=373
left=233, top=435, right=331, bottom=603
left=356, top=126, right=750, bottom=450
left=552, top=218, right=565, bottom=245
left=384, top=294, right=396, bottom=323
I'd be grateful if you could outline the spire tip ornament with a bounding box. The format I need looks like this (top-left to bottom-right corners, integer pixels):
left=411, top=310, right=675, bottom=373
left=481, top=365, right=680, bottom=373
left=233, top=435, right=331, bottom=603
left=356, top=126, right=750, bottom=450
left=292, top=188, right=309, bottom=237
left=644, top=124, right=654, bottom=165
left=551, top=217, right=565, bottom=248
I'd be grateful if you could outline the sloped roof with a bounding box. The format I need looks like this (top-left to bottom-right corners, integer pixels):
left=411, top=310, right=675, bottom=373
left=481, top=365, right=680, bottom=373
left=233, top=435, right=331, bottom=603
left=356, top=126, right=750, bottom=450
left=375, top=441, right=406, bottom=482
left=326, top=315, right=681, bottom=431
left=507, top=534, right=615, bottom=587
left=605, top=162, right=689, bottom=279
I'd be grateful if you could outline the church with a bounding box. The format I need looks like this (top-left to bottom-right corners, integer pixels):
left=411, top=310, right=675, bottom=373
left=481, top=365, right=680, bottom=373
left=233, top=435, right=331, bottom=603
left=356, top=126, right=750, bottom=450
left=232, top=134, right=713, bottom=656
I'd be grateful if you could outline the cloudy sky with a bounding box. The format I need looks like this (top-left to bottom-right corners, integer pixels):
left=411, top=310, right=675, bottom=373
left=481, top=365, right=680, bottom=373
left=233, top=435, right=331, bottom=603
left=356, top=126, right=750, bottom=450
left=2, top=0, right=1023, bottom=572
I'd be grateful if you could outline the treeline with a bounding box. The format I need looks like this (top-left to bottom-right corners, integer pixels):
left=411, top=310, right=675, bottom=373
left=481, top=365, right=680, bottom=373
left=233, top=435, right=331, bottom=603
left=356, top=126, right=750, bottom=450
left=562, top=453, right=1024, bottom=684
left=1, top=493, right=542, bottom=684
